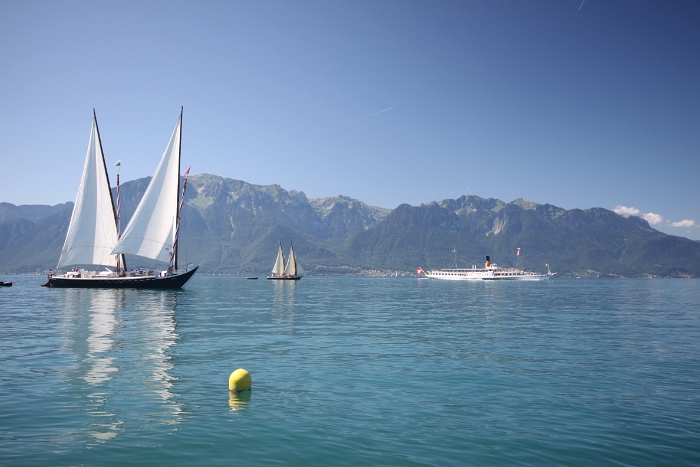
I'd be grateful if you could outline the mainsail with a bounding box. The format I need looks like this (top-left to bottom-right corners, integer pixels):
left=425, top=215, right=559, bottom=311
left=271, top=243, right=285, bottom=275
left=57, top=112, right=119, bottom=269
left=112, top=111, right=182, bottom=264
left=283, top=245, right=297, bottom=276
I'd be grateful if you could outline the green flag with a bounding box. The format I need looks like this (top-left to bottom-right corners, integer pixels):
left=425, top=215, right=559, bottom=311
left=115, top=160, right=121, bottom=167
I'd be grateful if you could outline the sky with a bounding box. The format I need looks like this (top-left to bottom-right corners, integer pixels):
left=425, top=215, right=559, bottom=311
left=1, top=0, right=699, bottom=239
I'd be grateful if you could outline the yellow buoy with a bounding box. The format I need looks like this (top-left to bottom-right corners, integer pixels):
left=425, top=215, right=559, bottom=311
left=229, top=368, right=252, bottom=392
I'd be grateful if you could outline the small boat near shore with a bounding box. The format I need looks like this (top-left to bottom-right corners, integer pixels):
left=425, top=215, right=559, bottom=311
left=0, top=281, right=12, bottom=287
left=417, top=254, right=551, bottom=281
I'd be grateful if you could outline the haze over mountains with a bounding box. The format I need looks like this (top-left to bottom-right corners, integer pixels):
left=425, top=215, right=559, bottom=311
left=1, top=174, right=699, bottom=277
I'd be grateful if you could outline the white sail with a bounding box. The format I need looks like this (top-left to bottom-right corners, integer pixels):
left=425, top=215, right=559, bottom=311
left=58, top=115, right=119, bottom=269
left=112, top=114, right=181, bottom=263
left=271, top=244, right=285, bottom=275
left=283, top=245, right=297, bottom=276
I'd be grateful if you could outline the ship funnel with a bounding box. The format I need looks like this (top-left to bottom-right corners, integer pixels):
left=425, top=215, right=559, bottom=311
left=485, top=256, right=491, bottom=267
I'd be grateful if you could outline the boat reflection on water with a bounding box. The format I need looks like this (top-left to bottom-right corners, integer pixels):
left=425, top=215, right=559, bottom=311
left=83, top=291, right=120, bottom=386
left=61, top=289, right=125, bottom=442
left=138, top=291, right=182, bottom=424
left=60, top=288, right=183, bottom=444
left=272, top=279, right=297, bottom=329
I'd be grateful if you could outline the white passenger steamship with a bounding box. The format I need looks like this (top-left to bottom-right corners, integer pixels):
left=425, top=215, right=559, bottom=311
left=417, top=253, right=552, bottom=281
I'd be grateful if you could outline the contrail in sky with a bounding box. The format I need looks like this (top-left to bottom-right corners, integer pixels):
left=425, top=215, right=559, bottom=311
left=353, top=107, right=393, bottom=122
left=578, top=0, right=585, bottom=10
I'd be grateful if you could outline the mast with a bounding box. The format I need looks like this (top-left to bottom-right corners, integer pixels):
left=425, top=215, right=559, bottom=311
left=174, top=107, right=183, bottom=271
left=171, top=166, right=190, bottom=273
left=116, top=170, right=121, bottom=273
left=115, top=161, right=126, bottom=273
left=94, top=109, right=124, bottom=273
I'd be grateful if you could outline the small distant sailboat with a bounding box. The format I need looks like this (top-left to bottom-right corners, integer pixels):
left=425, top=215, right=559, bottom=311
left=44, top=109, right=198, bottom=288
left=267, top=242, right=302, bottom=280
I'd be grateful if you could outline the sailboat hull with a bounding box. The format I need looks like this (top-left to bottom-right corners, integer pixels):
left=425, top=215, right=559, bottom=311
left=45, top=266, right=198, bottom=289
left=267, top=275, right=302, bottom=281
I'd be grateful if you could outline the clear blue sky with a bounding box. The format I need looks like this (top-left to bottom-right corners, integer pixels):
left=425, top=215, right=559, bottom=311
left=1, top=1, right=698, bottom=239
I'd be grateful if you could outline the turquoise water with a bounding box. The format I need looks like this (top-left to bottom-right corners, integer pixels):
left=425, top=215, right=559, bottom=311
left=1, top=275, right=699, bottom=466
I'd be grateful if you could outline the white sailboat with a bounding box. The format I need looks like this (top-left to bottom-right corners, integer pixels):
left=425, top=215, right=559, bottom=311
left=45, top=109, right=198, bottom=288
left=267, top=242, right=302, bottom=280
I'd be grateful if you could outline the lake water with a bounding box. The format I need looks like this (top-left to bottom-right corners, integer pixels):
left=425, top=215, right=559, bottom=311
left=1, top=275, right=699, bottom=466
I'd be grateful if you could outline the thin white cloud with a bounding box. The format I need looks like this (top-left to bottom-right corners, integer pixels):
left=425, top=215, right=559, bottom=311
left=614, top=205, right=663, bottom=225
left=668, top=219, right=695, bottom=228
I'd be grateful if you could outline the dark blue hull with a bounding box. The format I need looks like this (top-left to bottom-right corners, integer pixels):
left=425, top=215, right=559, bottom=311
left=266, top=275, right=302, bottom=281
left=45, top=266, right=198, bottom=289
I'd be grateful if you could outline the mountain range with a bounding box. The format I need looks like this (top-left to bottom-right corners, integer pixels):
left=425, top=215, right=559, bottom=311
left=1, top=174, right=699, bottom=277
